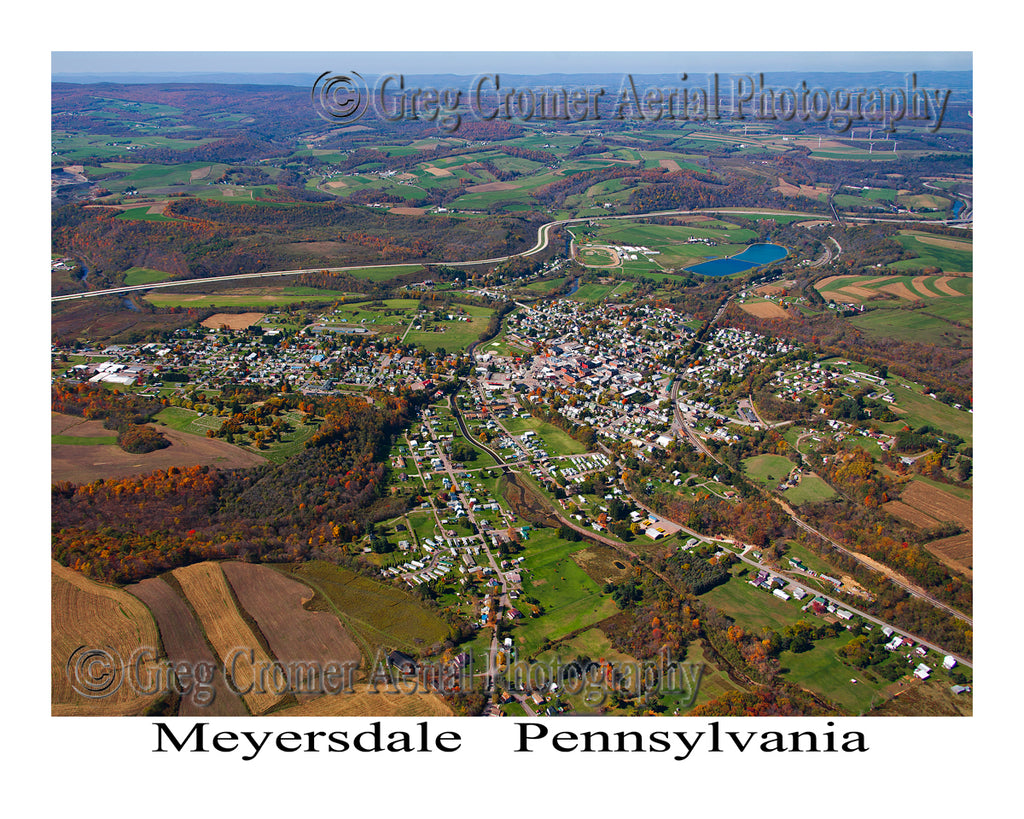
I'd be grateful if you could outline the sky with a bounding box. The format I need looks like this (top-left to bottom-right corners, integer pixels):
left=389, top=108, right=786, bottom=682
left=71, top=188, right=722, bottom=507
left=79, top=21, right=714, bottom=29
left=51, top=51, right=972, bottom=78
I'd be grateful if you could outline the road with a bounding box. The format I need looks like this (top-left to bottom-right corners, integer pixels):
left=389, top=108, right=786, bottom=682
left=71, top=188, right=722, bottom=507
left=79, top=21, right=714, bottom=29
left=51, top=206, right=832, bottom=303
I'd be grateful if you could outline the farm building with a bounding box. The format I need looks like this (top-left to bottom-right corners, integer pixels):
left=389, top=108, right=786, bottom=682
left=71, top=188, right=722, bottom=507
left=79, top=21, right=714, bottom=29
left=388, top=650, right=417, bottom=675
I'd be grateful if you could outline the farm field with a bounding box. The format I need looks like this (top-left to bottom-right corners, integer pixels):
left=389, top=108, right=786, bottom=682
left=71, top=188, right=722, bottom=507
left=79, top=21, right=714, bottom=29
left=885, top=383, right=973, bottom=445
left=52, top=413, right=265, bottom=483
left=277, top=561, right=452, bottom=662
left=171, top=561, right=287, bottom=715
left=815, top=273, right=972, bottom=304
left=126, top=576, right=248, bottom=716
left=221, top=562, right=362, bottom=698
left=271, top=684, right=453, bottom=717
left=52, top=560, right=163, bottom=716
left=883, top=478, right=972, bottom=531
left=922, top=533, right=973, bottom=578
left=889, top=231, right=972, bottom=272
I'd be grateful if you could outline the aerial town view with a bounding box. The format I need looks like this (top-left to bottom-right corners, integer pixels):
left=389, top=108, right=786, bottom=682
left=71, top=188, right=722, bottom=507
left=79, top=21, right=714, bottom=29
left=50, top=51, right=975, bottom=726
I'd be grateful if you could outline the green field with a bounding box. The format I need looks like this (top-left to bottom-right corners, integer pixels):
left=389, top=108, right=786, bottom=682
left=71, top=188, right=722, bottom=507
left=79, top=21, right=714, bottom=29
left=144, top=287, right=355, bottom=309
left=743, top=454, right=796, bottom=485
left=404, top=307, right=494, bottom=352
left=51, top=434, right=117, bottom=446
left=850, top=302, right=972, bottom=346
left=885, top=382, right=973, bottom=445
left=123, top=267, right=175, bottom=286
left=154, top=406, right=224, bottom=436
left=782, top=474, right=837, bottom=504
left=501, top=415, right=588, bottom=456
left=778, top=633, right=889, bottom=715
left=890, top=232, right=972, bottom=272
left=342, top=264, right=424, bottom=282
left=115, top=206, right=180, bottom=222
left=699, top=572, right=805, bottom=632
left=514, top=527, right=619, bottom=657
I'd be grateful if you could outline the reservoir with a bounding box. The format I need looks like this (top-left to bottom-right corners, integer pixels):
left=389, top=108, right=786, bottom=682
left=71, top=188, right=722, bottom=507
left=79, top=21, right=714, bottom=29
left=686, top=243, right=788, bottom=276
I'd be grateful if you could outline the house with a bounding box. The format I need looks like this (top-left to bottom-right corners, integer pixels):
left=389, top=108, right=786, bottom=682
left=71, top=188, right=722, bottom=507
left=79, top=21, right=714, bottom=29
left=943, top=655, right=957, bottom=670
left=913, top=663, right=931, bottom=680
left=388, top=650, right=417, bottom=675
left=772, top=589, right=790, bottom=602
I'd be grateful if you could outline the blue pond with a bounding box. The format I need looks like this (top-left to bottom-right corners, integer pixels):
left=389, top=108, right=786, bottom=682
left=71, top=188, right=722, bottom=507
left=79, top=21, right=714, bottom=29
left=686, top=243, right=788, bottom=276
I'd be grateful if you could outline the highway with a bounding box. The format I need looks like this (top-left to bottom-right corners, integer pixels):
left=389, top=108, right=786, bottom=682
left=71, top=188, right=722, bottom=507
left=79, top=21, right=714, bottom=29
left=51, top=206, right=829, bottom=303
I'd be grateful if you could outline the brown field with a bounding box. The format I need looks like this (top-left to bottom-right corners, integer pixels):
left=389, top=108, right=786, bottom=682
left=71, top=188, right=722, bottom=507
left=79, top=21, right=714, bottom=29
left=878, top=282, right=921, bottom=301
left=222, top=562, right=361, bottom=699
left=271, top=684, right=453, bottom=717
left=422, top=165, right=452, bottom=177
left=389, top=206, right=426, bottom=215
left=869, top=678, right=971, bottom=716
left=838, top=285, right=876, bottom=300
left=189, top=165, right=213, bottom=182
left=797, top=220, right=831, bottom=228
left=755, top=282, right=793, bottom=296
left=52, top=561, right=163, bottom=715
left=883, top=500, right=940, bottom=528
left=922, top=534, right=973, bottom=578
left=201, top=311, right=264, bottom=330
left=126, top=577, right=248, bottom=716
left=659, top=158, right=681, bottom=171
left=222, top=188, right=235, bottom=196
left=171, top=562, right=287, bottom=715
left=933, top=276, right=963, bottom=296
left=774, top=177, right=831, bottom=198
left=814, top=275, right=850, bottom=290
left=52, top=423, right=265, bottom=484
left=740, top=301, right=790, bottom=319
left=913, top=234, right=973, bottom=252
left=911, top=275, right=941, bottom=298
left=902, top=480, right=972, bottom=530
left=146, top=202, right=169, bottom=215
left=52, top=412, right=111, bottom=438
left=325, top=179, right=348, bottom=188
left=465, top=181, right=518, bottom=192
